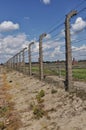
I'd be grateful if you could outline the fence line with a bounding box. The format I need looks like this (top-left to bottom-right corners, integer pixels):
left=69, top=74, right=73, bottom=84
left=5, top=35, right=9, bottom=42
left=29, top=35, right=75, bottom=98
left=5, top=10, right=86, bottom=92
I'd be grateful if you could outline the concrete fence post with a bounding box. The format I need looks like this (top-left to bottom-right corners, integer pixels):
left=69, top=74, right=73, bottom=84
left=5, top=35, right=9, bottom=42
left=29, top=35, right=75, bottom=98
left=11, top=58, right=13, bottom=69
left=13, top=56, right=15, bottom=70
left=28, top=42, right=34, bottom=76
left=22, top=47, right=27, bottom=74
left=16, top=54, right=18, bottom=70
left=10, top=58, right=13, bottom=69
left=65, top=10, right=77, bottom=92
left=39, top=33, right=46, bottom=80
left=19, top=51, right=21, bottom=72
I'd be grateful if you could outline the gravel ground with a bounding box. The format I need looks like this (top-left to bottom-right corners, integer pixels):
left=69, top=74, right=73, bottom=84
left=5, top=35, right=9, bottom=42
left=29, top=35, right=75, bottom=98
left=0, top=67, right=86, bottom=130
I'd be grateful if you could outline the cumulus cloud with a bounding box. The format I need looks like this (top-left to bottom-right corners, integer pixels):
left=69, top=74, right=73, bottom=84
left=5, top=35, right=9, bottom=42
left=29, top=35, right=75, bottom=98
left=72, top=44, right=86, bottom=60
left=0, top=33, right=29, bottom=62
left=72, top=44, right=86, bottom=52
left=31, top=37, right=63, bottom=62
left=42, top=38, right=65, bottom=61
left=41, top=0, right=51, bottom=4
left=71, top=17, right=86, bottom=34
left=0, top=21, right=19, bottom=32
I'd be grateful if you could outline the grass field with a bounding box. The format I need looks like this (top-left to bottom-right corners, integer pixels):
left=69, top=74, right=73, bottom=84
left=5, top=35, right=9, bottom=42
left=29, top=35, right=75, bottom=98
left=58, top=68, right=86, bottom=81
left=72, top=68, right=86, bottom=81
left=31, top=65, right=86, bottom=81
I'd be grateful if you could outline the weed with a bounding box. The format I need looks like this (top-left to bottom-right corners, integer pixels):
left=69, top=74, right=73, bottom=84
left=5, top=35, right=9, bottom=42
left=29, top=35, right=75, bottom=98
left=36, top=90, right=45, bottom=103
left=0, top=122, right=5, bottom=129
left=39, top=90, right=45, bottom=97
left=33, top=105, right=44, bottom=119
left=36, top=95, right=44, bottom=103
left=0, top=106, right=9, bottom=117
left=32, top=90, right=45, bottom=119
left=51, top=89, right=57, bottom=94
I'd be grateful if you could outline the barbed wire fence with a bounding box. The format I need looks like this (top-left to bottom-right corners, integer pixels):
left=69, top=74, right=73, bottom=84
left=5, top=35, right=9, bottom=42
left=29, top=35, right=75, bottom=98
left=4, top=5, right=86, bottom=92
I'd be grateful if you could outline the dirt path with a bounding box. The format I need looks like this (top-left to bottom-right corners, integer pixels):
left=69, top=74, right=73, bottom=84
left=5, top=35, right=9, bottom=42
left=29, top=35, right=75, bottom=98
left=0, top=67, right=86, bottom=130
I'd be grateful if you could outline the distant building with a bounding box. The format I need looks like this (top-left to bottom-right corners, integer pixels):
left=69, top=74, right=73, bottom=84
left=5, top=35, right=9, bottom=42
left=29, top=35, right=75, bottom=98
left=72, top=58, right=78, bottom=65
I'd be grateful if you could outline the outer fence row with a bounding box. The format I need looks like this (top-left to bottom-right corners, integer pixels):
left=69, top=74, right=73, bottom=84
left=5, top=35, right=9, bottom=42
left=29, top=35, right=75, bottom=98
left=5, top=10, right=86, bottom=92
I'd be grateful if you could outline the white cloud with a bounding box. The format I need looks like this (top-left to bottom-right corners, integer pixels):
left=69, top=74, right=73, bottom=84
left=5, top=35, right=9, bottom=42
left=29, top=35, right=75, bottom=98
left=0, top=21, right=19, bottom=32
left=72, top=44, right=86, bottom=60
left=50, top=46, right=61, bottom=58
left=41, top=0, right=51, bottom=4
left=72, top=44, right=86, bottom=52
left=42, top=39, right=65, bottom=61
left=0, top=29, right=85, bottom=63
left=0, top=33, right=29, bottom=62
left=72, top=17, right=86, bottom=34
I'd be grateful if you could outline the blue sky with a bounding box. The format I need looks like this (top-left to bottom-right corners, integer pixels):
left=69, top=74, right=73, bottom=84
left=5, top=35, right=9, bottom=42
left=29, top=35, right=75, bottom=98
left=0, top=0, right=86, bottom=63
left=0, top=0, right=80, bottom=37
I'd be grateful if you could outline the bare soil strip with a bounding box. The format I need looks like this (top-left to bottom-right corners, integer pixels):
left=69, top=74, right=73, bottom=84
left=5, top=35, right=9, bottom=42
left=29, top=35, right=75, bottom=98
left=0, top=68, right=21, bottom=130
left=0, top=67, right=86, bottom=130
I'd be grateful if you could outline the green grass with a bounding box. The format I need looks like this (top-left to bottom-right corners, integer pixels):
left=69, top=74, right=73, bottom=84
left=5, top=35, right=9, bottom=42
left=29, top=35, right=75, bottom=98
left=72, top=68, right=86, bottom=81
left=36, top=90, right=45, bottom=103
left=61, top=68, right=86, bottom=81
left=44, top=68, right=58, bottom=75
left=31, top=66, right=86, bottom=81
left=32, top=66, right=58, bottom=75
left=32, top=66, right=39, bottom=72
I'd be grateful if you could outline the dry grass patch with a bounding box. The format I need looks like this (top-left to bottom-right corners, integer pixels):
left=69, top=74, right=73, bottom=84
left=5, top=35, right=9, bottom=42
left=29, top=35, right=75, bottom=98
left=0, top=72, right=22, bottom=130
